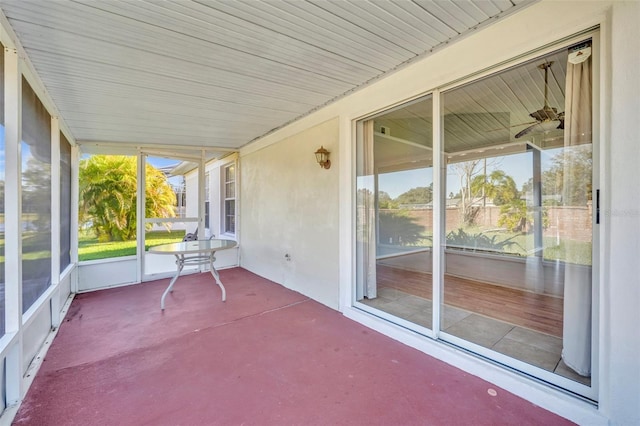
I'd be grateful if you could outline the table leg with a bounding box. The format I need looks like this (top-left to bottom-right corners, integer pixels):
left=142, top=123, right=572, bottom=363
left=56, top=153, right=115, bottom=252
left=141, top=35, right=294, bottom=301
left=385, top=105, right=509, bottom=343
left=161, top=254, right=184, bottom=310
left=209, top=252, right=226, bottom=302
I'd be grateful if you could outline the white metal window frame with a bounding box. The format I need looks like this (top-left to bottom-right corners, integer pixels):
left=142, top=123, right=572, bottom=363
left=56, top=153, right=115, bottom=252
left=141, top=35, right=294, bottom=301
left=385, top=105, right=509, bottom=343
left=221, top=161, right=237, bottom=237
left=0, top=28, right=79, bottom=415
left=205, top=171, right=210, bottom=230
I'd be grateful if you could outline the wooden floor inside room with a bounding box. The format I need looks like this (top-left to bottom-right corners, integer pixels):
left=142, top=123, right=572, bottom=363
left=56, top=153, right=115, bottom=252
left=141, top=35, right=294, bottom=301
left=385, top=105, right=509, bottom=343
left=376, top=264, right=564, bottom=337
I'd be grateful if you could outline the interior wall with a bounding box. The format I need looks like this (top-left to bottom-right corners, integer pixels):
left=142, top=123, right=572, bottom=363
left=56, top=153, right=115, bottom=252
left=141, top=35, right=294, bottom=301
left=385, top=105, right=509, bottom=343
left=240, top=118, right=340, bottom=309
left=185, top=172, right=198, bottom=222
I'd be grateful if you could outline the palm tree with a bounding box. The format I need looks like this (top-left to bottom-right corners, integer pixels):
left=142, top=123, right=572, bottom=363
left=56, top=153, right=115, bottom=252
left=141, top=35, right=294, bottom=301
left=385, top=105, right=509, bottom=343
left=79, top=156, right=176, bottom=241
left=470, top=169, right=531, bottom=232
left=471, top=170, right=518, bottom=206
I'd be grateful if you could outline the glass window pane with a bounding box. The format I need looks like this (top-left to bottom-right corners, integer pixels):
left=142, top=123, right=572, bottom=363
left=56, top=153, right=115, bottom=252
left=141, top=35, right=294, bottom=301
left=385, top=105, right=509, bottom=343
left=225, top=200, right=235, bottom=233
left=225, top=182, right=235, bottom=199
left=225, top=164, right=235, bottom=182
left=21, top=78, right=52, bottom=313
left=223, top=164, right=236, bottom=235
left=355, top=95, right=434, bottom=329
left=441, top=43, right=593, bottom=386
left=60, top=133, right=71, bottom=271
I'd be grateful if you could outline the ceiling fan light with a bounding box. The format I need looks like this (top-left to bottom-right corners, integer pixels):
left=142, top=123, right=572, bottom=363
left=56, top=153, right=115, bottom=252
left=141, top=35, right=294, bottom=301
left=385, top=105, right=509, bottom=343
left=515, top=61, right=565, bottom=139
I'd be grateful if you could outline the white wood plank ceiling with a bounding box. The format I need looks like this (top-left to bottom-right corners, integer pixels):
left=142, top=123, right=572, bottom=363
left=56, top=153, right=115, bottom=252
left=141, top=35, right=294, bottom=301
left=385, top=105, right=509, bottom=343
left=0, top=0, right=533, bottom=152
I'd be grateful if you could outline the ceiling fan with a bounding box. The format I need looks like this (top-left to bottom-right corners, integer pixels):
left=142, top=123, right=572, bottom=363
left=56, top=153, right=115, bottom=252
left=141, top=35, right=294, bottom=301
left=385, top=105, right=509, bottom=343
left=514, top=61, right=564, bottom=138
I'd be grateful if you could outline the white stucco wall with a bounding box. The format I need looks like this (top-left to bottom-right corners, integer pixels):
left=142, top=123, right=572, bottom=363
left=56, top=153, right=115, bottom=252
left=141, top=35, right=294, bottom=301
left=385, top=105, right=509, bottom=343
left=600, top=2, right=640, bottom=424
left=184, top=172, right=199, bottom=221
left=239, top=1, right=639, bottom=424
left=240, top=118, right=340, bottom=309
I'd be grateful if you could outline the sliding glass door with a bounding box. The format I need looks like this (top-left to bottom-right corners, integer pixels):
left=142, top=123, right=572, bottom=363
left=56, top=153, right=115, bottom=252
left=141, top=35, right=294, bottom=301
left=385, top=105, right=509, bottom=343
left=355, top=38, right=596, bottom=397
left=441, top=42, right=594, bottom=390
left=356, top=95, right=434, bottom=331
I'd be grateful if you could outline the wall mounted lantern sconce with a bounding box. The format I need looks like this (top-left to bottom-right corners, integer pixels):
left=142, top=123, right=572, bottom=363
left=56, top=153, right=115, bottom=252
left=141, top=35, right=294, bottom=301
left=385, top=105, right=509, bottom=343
left=314, top=146, right=331, bottom=169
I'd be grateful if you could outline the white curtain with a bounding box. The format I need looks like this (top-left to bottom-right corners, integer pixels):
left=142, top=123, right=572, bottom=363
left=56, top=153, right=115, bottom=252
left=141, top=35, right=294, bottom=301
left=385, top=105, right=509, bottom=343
left=561, top=47, right=592, bottom=376
left=356, top=120, right=377, bottom=299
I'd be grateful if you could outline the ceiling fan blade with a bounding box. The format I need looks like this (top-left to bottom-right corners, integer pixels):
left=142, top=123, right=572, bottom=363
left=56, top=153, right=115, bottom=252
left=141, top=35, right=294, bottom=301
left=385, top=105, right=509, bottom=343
left=515, top=120, right=562, bottom=138
left=514, top=124, right=537, bottom=139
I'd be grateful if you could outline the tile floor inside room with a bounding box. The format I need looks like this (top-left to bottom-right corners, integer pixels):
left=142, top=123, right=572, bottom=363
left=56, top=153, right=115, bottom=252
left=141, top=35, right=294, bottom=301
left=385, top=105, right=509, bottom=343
left=362, top=286, right=590, bottom=386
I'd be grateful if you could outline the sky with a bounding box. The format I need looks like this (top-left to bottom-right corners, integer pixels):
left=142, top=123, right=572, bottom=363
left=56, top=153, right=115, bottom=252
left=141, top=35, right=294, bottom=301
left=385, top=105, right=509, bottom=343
left=8, top=142, right=560, bottom=198
left=378, top=150, right=558, bottom=199
left=146, top=156, right=183, bottom=186
left=147, top=156, right=180, bottom=168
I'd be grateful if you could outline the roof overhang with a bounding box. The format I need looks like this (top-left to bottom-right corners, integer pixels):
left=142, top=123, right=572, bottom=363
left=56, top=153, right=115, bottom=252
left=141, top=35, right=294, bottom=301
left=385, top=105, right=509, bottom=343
left=0, top=0, right=535, bottom=152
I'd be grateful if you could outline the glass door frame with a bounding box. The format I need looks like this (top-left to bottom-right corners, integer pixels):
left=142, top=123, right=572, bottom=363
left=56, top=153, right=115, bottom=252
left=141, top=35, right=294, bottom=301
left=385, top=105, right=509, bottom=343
left=434, top=32, right=599, bottom=400
left=352, top=30, right=600, bottom=401
left=139, top=150, right=207, bottom=282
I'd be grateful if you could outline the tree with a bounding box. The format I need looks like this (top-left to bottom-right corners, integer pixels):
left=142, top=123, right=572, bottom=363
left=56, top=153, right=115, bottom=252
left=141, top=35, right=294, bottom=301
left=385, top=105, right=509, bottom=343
left=471, top=170, right=518, bottom=206
left=379, top=210, right=426, bottom=246
left=395, top=184, right=433, bottom=206
left=79, top=155, right=176, bottom=242
left=22, top=156, right=52, bottom=232
left=497, top=199, right=530, bottom=232
left=542, top=145, right=592, bottom=206
left=454, top=161, right=534, bottom=232
left=378, top=191, right=397, bottom=209
left=451, top=159, right=484, bottom=225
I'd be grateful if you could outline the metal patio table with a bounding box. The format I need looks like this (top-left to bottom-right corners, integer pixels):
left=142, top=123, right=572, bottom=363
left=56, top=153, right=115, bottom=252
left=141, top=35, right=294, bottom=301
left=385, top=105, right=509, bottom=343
left=148, top=239, right=237, bottom=310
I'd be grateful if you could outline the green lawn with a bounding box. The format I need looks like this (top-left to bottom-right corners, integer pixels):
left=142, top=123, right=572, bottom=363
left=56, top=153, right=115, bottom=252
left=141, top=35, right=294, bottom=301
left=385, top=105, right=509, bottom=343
left=0, top=231, right=52, bottom=262
left=463, top=229, right=592, bottom=265
left=78, top=230, right=185, bottom=261
left=380, top=226, right=593, bottom=266
left=3, top=227, right=593, bottom=266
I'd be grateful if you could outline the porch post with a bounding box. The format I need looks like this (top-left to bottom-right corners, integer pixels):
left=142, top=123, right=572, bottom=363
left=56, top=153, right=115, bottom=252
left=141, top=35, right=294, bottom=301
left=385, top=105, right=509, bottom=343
left=137, top=152, right=145, bottom=283
left=198, top=151, right=206, bottom=270
left=70, top=144, right=80, bottom=293
left=4, top=45, right=24, bottom=404
left=50, top=117, right=61, bottom=327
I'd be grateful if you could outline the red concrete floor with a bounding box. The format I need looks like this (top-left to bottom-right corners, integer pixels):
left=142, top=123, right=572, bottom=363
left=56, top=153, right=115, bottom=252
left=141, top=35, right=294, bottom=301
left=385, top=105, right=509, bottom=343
left=13, top=268, right=573, bottom=425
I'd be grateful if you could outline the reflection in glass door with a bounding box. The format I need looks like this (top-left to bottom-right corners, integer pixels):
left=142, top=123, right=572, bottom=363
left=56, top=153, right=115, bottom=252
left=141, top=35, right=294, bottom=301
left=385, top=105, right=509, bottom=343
left=356, top=95, right=434, bottom=330
left=355, top=38, right=596, bottom=398
left=440, top=41, right=594, bottom=391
